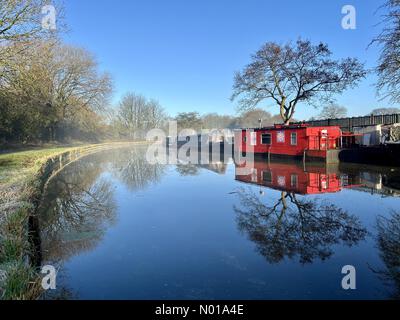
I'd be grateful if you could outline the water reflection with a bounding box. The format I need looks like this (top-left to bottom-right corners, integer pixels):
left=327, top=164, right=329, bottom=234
left=234, top=188, right=367, bottom=264
left=36, top=148, right=167, bottom=264
left=176, top=163, right=200, bottom=176
left=37, top=156, right=117, bottom=263
left=111, top=147, right=165, bottom=191
left=375, top=211, right=400, bottom=299
left=33, top=147, right=400, bottom=299
left=235, top=161, right=360, bottom=195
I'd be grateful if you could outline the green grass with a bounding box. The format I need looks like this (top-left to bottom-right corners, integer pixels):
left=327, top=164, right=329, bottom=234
left=0, top=262, right=42, bottom=300
left=0, top=147, right=72, bottom=186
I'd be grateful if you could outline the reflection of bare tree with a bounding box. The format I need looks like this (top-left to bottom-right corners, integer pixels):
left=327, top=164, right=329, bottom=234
left=111, top=148, right=165, bottom=191
left=375, top=211, right=400, bottom=299
left=38, top=158, right=117, bottom=263
left=234, top=188, right=367, bottom=264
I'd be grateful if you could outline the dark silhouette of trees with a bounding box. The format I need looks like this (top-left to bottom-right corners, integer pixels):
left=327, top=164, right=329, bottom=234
left=234, top=188, right=367, bottom=264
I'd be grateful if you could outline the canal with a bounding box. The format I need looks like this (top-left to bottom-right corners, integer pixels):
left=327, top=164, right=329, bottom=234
left=36, top=146, right=400, bottom=299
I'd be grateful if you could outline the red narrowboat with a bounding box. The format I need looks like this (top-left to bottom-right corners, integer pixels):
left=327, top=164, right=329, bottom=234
left=234, top=124, right=342, bottom=162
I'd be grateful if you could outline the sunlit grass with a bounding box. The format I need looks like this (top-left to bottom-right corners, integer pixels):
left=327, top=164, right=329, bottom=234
left=0, top=147, right=72, bottom=185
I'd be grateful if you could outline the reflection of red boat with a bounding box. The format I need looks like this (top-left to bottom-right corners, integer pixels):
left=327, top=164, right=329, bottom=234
left=235, top=161, right=355, bottom=195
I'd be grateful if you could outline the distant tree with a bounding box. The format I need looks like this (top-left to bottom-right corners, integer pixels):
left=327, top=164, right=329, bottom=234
left=201, top=113, right=235, bottom=129
left=372, top=0, right=400, bottom=103
left=370, top=107, right=400, bottom=115
left=237, top=109, right=272, bottom=128
left=317, top=104, right=348, bottom=120
left=115, top=92, right=167, bottom=139
left=175, top=112, right=203, bottom=131
left=231, top=39, right=366, bottom=125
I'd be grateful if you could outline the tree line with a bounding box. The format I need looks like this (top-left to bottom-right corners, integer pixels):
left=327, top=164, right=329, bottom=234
left=1, top=0, right=399, bottom=145
left=0, top=1, right=113, bottom=144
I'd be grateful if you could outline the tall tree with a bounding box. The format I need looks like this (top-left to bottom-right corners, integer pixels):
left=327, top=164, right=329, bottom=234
left=232, top=39, right=366, bottom=125
left=373, top=0, right=400, bottom=103
left=317, top=104, right=348, bottom=120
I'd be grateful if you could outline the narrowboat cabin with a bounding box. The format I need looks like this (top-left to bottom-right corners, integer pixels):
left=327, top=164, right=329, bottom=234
left=234, top=124, right=343, bottom=163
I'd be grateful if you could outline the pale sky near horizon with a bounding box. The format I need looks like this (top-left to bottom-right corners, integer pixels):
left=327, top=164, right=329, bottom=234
left=62, top=0, right=398, bottom=120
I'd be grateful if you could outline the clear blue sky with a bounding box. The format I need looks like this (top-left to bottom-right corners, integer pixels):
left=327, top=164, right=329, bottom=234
left=62, top=0, right=397, bottom=120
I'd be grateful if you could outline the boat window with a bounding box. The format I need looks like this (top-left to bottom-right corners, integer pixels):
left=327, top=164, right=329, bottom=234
left=262, top=171, right=272, bottom=183
left=250, top=132, right=257, bottom=146
left=261, top=133, right=272, bottom=145
left=290, top=132, right=297, bottom=145
left=291, top=174, right=298, bottom=187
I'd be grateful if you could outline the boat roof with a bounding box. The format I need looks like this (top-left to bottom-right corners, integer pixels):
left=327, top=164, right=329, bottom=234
left=236, top=123, right=342, bottom=131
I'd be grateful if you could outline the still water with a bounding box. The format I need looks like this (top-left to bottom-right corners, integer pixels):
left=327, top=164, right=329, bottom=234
left=36, top=146, right=400, bottom=300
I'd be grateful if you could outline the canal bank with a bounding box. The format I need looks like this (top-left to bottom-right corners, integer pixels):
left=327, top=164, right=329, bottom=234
left=0, top=142, right=146, bottom=300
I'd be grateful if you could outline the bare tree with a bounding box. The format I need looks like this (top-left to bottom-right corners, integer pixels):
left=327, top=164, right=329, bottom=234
left=115, top=92, right=167, bottom=139
left=317, top=104, right=348, bottom=120
left=372, top=0, right=400, bottom=103
left=231, top=39, right=366, bottom=125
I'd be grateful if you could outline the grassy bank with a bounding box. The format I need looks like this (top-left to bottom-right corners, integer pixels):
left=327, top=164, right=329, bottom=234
left=0, top=142, right=144, bottom=299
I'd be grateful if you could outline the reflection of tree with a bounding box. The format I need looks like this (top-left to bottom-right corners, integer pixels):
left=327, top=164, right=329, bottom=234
left=375, top=211, right=400, bottom=299
left=175, top=163, right=229, bottom=176
left=176, top=163, right=199, bottom=176
left=38, top=158, right=117, bottom=263
left=234, top=188, right=367, bottom=264
left=111, top=148, right=165, bottom=191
